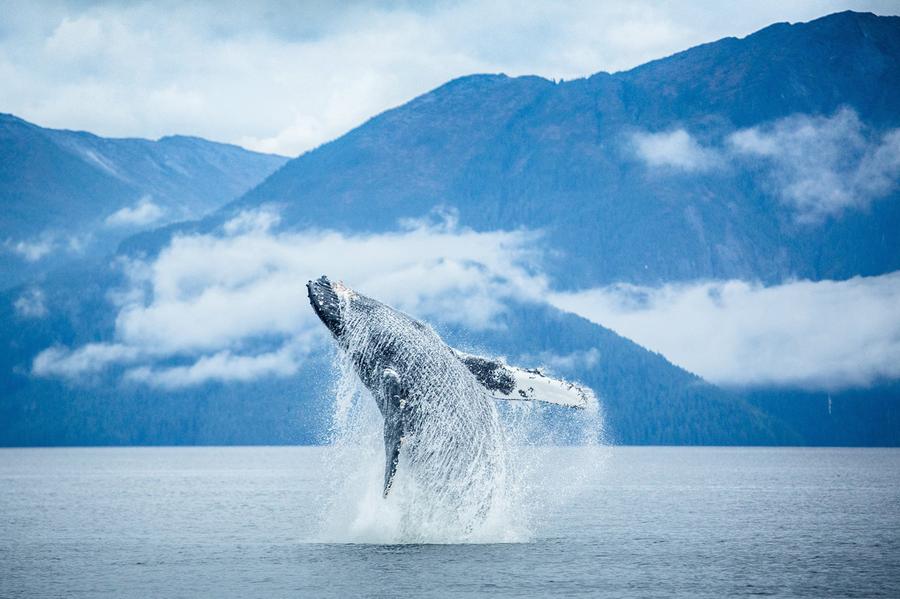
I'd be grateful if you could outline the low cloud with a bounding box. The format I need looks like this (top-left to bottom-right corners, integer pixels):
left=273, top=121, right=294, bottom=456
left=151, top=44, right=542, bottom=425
left=729, top=108, right=900, bottom=222
left=633, top=109, right=900, bottom=223
left=4, top=232, right=90, bottom=262
left=33, top=343, right=142, bottom=377
left=34, top=209, right=544, bottom=388
left=5, top=236, right=55, bottom=262
left=550, top=273, right=900, bottom=390
left=13, top=288, right=47, bottom=318
left=123, top=345, right=301, bottom=389
left=221, top=206, right=281, bottom=235
left=105, top=197, right=165, bottom=227
left=632, top=129, right=717, bottom=171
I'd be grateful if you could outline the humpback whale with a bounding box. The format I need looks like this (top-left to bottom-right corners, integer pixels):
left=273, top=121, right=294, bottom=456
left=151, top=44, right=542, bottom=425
left=307, top=276, right=593, bottom=505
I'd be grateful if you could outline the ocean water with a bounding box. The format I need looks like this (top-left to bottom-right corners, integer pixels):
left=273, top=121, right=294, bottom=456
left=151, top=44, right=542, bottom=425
left=1, top=446, right=898, bottom=598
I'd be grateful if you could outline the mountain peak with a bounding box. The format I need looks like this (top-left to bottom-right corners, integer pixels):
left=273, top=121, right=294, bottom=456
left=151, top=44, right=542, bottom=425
left=815, top=9, right=882, bottom=21
left=0, top=113, right=35, bottom=129
left=759, top=9, right=900, bottom=42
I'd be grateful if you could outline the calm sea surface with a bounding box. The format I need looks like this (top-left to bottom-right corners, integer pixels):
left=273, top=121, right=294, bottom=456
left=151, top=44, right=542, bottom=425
left=1, top=446, right=898, bottom=598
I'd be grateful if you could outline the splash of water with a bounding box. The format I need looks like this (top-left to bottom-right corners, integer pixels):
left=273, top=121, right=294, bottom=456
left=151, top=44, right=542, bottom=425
left=311, top=297, right=607, bottom=544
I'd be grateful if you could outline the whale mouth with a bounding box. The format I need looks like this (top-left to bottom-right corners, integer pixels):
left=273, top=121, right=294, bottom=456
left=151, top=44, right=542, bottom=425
left=307, top=275, right=346, bottom=338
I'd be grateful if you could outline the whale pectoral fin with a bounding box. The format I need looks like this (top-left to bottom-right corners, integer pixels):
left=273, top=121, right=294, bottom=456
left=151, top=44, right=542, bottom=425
left=451, top=351, right=517, bottom=394
left=383, top=418, right=403, bottom=498
left=495, top=364, right=595, bottom=409
left=381, top=368, right=405, bottom=498
left=451, top=349, right=594, bottom=409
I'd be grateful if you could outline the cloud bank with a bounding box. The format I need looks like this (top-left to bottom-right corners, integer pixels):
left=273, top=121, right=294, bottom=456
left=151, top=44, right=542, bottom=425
left=31, top=201, right=900, bottom=391
left=33, top=210, right=543, bottom=388
left=550, top=274, right=900, bottom=389
left=35, top=205, right=900, bottom=392
left=1, top=1, right=895, bottom=155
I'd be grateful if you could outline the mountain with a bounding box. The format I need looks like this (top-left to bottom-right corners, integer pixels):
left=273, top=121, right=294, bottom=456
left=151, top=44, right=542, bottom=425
left=2, top=11, right=899, bottom=447
left=166, top=10, right=896, bottom=290
left=0, top=113, right=288, bottom=289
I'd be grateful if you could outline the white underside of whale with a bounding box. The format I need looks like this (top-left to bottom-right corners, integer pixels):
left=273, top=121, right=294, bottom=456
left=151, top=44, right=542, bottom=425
left=499, top=364, right=593, bottom=408
left=451, top=350, right=593, bottom=409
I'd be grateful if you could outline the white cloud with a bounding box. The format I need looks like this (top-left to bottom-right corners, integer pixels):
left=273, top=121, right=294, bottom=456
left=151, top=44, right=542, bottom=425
left=28, top=204, right=900, bottom=391
left=729, top=108, right=900, bottom=221
left=34, top=210, right=545, bottom=387
left=550, top=273, right=900, bottom=389
left=632, top=129, right=718, bottom=171
left=104, top=197, right=165, bottom=227
left=632, top=109, right=900, bottom=221
left=4, top=231, right=91, bottom=262
left=1, top=1, right=895, bottom=155
left=222, top=206, right=281, bottom=235
left=123, top=346, right=301, bottom=389
left=33, top=343, right=142, bottom=377
left=13, top=287, right=47, bottom=318
left=44, top=15, right=104, bottom=59
left=5, top=236, right=55, bottom=262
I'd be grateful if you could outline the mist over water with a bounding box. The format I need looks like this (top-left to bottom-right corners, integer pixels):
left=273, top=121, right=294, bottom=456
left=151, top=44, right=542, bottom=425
left=312, top=307, right=607, bottom=544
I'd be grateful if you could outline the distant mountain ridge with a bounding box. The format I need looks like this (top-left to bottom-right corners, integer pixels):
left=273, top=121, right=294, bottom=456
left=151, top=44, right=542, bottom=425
left=178, top=10, right=897, bottom=289
left=0, top=113, right=288, bottom=288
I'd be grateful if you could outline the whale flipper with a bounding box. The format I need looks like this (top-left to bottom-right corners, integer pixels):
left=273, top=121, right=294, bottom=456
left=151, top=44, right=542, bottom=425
left=452, top=350, right=592, bottom=409
left=381, top=369, right=405, bottom=497
left=383, top=419, right=403, bottom=497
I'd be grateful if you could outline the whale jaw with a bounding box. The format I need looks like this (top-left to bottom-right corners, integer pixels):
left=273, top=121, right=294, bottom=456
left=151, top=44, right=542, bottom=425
left=307, top=275, right=346, bottom=338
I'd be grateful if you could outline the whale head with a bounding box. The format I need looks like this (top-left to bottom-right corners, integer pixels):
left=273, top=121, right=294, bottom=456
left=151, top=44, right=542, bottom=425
left=306, top=275, right=355, bottom=339
left=307, top=274, right=428, bottom=397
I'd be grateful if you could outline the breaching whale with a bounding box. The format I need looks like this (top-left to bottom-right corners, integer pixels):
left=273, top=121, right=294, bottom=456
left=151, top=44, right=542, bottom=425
left=307, top=276, right=593, bottom=504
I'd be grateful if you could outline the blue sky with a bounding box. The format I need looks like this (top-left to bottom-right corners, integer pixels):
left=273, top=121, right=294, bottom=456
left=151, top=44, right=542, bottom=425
left=1, top=0, right=898, bottom=155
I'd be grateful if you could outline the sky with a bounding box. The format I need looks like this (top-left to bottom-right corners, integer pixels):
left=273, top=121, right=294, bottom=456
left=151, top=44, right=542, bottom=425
left=1, top=0, right=898, bottom=156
